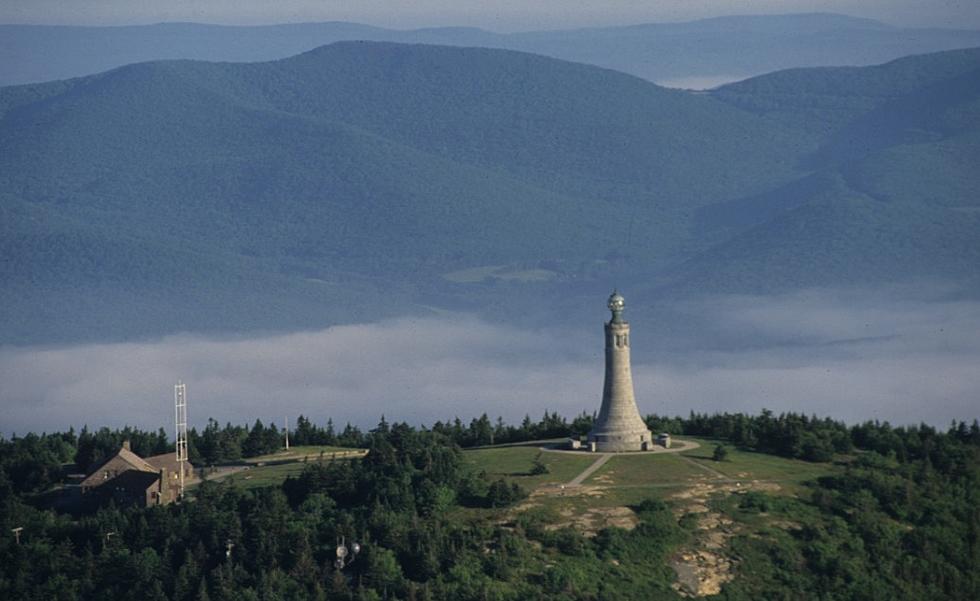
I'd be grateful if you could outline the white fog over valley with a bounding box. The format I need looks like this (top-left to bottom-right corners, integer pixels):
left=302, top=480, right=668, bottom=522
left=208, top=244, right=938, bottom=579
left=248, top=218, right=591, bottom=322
left=4, top=288, right=978, bottom=435
left=656, top=75, right=752, bottom=91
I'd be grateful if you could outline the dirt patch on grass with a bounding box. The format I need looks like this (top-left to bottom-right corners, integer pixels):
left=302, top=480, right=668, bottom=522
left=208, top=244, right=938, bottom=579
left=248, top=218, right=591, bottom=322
left=596, top=506, right=639, bottom=530
left=748, top=481, right=782, bottom=493
left=669, top=480, right=781, bottom=597
left=532, top=484, right=607, bottom=499
left=544, top=505, right=639, bottom=535
left=513, top=483, right=638, bottom=536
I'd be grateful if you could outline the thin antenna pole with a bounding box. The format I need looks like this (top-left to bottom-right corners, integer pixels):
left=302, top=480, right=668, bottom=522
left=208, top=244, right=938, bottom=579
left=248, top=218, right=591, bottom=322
left=174, top=381, right=188, bottom=499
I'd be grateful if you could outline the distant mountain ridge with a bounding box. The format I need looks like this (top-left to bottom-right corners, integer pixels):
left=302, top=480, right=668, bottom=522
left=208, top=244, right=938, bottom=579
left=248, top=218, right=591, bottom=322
left=1, top=43, right=979, bottom=344
left=3, top=13, right=980, bottom=87
left=671, top=48, right=980, bottom=294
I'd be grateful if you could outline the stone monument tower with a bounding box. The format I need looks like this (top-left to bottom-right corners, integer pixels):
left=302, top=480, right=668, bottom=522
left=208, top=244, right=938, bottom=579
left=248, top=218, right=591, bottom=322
left=588, top=291, right=653, bottom=452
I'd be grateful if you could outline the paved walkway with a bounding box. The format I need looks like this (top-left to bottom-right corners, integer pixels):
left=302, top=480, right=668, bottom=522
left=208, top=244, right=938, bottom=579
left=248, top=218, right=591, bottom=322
left=559, top=439, right=701, bottom=487
left=678, top=455, right=733, bottom=481
left=567, top=454, right=613, bottom=487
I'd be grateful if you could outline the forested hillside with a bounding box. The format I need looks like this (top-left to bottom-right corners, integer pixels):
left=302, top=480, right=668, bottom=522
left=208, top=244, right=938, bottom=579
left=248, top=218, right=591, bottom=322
left=2, top=44, right=979, bottom=343
left=665, top=48, right=980, bottom=294
left=1, top=412, right=978, bottom=599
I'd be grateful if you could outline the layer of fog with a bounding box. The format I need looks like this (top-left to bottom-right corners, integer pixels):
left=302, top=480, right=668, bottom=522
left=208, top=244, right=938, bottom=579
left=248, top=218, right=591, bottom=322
left=657, top=74, right=751, bottom=91
left=2, top=288, right=978, bottom=436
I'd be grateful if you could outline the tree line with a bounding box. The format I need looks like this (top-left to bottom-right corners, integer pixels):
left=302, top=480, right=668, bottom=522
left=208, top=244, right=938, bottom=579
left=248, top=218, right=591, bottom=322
left=4, top=410, right=979, bottom=497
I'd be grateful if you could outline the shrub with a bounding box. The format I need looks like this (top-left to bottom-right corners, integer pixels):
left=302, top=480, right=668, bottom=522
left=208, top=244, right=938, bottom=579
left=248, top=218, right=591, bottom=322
left=713, top=444, right=729, bottom=462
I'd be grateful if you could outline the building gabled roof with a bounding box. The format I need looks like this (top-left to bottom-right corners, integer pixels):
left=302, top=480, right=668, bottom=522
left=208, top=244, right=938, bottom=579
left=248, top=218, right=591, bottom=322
left=145, top=451, right=192, bottom=473
left=86, top=445, right=157, bottom=477
left=117, top=447, right=158, bottom=472
left=109, top=469, right=160, bottom=493
left=87, top=446, right=193, bottom=476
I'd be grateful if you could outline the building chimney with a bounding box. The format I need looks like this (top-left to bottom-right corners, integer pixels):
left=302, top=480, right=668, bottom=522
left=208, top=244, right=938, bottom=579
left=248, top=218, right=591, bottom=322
left=122, top=440, right=131, bottom=451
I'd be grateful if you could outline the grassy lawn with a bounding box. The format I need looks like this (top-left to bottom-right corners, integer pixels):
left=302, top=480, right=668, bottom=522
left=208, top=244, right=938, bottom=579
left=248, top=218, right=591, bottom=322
left=244, top=445, right=364, bottom=465
left=224, top=439, right=837, bottom=505
left=462, top=438, right=838, bottom=514
left=211, top=446, right=365, bottom=490
left=680, top=437, right=838, bottom=491
left=584, top=451, right=706, bottom=487
left=462, top=446, right=596, bottom=487
left=223, top=462, right=310, bottom=490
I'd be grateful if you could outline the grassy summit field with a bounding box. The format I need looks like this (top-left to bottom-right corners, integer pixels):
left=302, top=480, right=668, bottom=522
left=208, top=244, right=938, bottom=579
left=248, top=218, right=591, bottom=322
left=465, top=439, right=837, bottom=488
left=463, top=438, right=839, bottom=507
left=462, top=445, right=597, bottom=487
left=198, top=445, right=366, bottom=491
left=680, top=437, right=836, bottom=490
left=214, top=438, right=838, bottom=499
left=463, top=439, right=842, bottom=595
left=243, top=445, right=364, bottom=464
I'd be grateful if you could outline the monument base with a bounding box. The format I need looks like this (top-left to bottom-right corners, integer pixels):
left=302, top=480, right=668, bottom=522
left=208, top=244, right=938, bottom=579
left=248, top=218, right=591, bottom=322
left=588, top=428, right=653, bottom=452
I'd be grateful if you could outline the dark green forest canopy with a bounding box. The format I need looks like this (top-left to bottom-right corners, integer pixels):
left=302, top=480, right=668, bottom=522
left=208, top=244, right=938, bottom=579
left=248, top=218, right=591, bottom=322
left=1, top=411, right=978, bottom=599
left=1, top=44, right=979, bottom=344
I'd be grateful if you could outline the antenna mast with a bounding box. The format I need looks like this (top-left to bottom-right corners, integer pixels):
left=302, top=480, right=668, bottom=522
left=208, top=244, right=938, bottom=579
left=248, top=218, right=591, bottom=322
left=174, top=381, right=188, bottom=499
left=284, top=416, right=290, bottom=450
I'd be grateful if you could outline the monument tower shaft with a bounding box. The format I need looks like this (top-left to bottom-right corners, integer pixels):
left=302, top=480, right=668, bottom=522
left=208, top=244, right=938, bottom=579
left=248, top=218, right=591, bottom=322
left=589, top=292, right=652, bottom=452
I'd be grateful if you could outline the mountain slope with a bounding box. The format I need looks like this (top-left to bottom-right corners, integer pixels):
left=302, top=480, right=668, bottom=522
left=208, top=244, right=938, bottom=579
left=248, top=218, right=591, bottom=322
left=0, top=42, right=805, bottom=343
left=2, top=43, right=979, bottom=344
left=659, top=49, right=980, bottom=295
left=3, top=14, right=980, bottom=87
left=672, top=173, right=980, bottom=294
left=0, top=43, right=805, bottom=274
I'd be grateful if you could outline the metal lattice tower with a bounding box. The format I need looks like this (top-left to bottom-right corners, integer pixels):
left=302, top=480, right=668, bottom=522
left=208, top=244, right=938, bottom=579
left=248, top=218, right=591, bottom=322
left=174, top=381, right=188, bottom=498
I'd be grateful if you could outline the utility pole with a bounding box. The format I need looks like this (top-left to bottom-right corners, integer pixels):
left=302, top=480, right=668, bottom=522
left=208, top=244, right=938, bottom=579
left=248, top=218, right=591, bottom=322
left=284, top=416, right=290, bottom=450
left=11, top=527, right=23, bottom=545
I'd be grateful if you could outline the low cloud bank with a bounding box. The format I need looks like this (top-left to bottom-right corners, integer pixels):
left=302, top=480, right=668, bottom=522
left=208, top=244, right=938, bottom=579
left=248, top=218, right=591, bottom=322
left=0, top=317, right=603, bottom=435
left=648, top=287, right=980, bottom=423
left=2, top=289, right=979, bottom=435
left=656, top=74, right=750, bottom=90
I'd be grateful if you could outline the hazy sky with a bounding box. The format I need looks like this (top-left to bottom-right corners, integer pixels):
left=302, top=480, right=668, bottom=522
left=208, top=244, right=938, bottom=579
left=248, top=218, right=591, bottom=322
left=3, top=290, right=978, bottom=436
left=2, top=1, right=979, bottom=30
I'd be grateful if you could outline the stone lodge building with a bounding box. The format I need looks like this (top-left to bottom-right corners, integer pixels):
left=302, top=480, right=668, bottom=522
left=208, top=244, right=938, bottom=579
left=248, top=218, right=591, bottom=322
left=79, top=441, right=194, bottom=507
